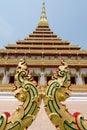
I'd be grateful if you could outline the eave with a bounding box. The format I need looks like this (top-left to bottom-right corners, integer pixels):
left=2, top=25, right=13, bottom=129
left=0, top=59, right=87, bottom=68
left=5, top=44, right=80, bottom=50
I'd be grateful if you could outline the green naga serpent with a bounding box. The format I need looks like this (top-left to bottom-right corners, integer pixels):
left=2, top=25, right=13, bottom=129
left=0, top=59, right=41, bottom=130
left=43, top=59, right=87, bottom=130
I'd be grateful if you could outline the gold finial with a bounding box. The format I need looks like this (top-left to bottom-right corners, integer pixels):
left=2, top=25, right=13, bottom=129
left=38, top=0, right=49, bottom=26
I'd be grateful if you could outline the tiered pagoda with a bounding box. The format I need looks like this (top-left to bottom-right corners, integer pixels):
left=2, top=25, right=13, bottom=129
left=0, top=1, right=87, bottom=92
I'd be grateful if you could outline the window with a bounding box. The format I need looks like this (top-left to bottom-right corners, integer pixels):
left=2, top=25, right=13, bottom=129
left=84, top=77, right=87, bottom=84
left=0, top=73, right=4, bottom=83
left=0, top=76, right=3, bottom=83
left=82, top=74, right=87, bottom=84
left=33, top=76, right=38, bottom=83
left=47, top=76, right=51, bottom=83
left=0, top=76, right=2, bottom=80
left=71, top=76, right=76, bottom=84
left=9, top=76, right=14, bottom=83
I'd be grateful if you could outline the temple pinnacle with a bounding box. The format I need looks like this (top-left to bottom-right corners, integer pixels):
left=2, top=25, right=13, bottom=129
left=38, top=0, right=49, bottom=26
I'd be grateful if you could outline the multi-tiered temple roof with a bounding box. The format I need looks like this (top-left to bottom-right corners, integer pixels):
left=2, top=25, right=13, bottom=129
left=0, top=1, right=87, bottom=67
left=0, top=1, right=87, bottom=92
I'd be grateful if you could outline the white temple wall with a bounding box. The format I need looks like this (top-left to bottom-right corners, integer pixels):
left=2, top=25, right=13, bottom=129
left=40, top=72, right=46, bottom=84
left=80, top=68, right=87, bottom=74
left=45, top=68, right=56, bottom=74
left=0, top=66, right=86, bottom=85
left=9, top=56, right=15, bottom=59
left=70, top=68, right=83, bottom=84
left=30, top=68, right=41, bottom=74
left=70, top=68, right=76, bottom=74
left=30, top=56, right=42, bottom=59
left=29, top=67, right=87, bottom=85
left=0, top=67, right=8, bottom=83
left=17, top=56, right=24, bottom=59
left=70, top=56, right=76, bottom=60
left=44, top=56, right=55, bottom=60
left=2, top=67, right=15, bottom=84
left=0, top=67, right=4, bottom=73
left=9, top=68, right=16, bottom=73
left=63, top=56, right=68, bottom=60
left=77, top=74, right=83, bottom=84
left=2, top=71, right=9, bottom=83
left=77, top=56, right=82, bottom=60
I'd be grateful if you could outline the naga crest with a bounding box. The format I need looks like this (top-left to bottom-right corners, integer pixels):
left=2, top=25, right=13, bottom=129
left=44, top=59, right=87, bottom=130
left=0, top=59, right=41, bottom=130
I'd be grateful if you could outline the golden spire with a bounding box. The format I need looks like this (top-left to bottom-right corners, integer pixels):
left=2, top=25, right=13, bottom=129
left=38, top=0, right=49, bottom=26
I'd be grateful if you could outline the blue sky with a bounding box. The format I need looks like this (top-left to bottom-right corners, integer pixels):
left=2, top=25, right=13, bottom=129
left=0, top=0, right=87, bottom=49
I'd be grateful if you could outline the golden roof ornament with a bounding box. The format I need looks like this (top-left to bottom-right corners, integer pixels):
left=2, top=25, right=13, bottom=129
left=38, top=0, right=49, bottom=26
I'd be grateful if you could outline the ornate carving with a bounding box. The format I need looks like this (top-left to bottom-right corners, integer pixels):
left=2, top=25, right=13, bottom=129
left=0, top=59, right=87, bottom=130
left=0, top=59, right=41, bottom=130
left=43, top=59, right=87, bottom=130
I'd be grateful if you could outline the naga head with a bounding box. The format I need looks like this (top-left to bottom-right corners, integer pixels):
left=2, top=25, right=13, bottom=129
left=13, top=87, right=27, bottom=102
left=13, top=58, right=38, bottom=102
left=56, top=59, right=71, bottom=102
left=48, top=59, right=71, bottom=102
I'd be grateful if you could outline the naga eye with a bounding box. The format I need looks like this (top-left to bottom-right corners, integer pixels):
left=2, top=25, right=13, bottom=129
left=24, top=85, right=28, bottom=90
left=56, top=83, right=60, bottom=88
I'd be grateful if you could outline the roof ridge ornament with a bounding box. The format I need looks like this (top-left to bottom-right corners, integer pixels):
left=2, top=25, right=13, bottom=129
left=38, top=0, right=49, bottom=26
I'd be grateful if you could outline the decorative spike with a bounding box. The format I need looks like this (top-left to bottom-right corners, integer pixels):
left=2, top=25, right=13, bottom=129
left=38, top=0, right=49, bottom=26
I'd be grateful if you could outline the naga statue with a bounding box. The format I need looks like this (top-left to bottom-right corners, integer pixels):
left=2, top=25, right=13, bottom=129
left=0, top=59, right=41, bottom=130
left=43, top=59, right=87, bottom=130
left=0, top=58, right=87, bottom=130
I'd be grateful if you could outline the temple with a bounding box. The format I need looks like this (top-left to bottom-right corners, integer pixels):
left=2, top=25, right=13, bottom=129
left=0, top=1, right=87, bottom=92
left=0, top=1, right=87, bottom=130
